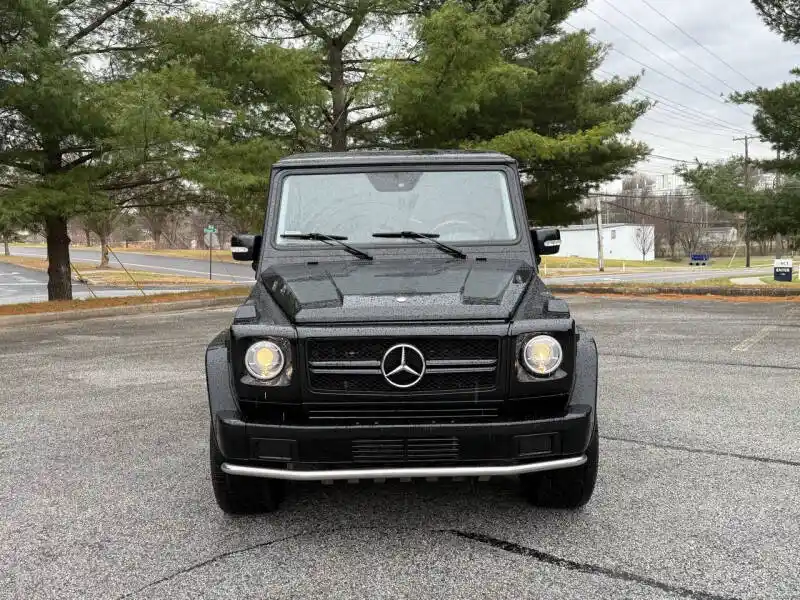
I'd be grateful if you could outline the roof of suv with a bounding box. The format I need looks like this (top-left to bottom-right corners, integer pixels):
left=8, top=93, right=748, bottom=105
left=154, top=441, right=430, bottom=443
left=274, top=149, right=516, bottom=168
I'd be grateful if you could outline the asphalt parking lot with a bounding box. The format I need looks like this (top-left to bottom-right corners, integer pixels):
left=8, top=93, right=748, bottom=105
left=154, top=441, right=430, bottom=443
left=1, top=297, right=798, bottom=600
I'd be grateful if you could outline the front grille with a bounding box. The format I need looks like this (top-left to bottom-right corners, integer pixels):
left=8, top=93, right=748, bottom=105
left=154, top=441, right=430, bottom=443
left=352, top=438, right=460, bottom=463
left=306, top=337, right=500, bottom=394
left=308, top=338, right=499, bottom=363
left=306, top=402, right=501, bottom=424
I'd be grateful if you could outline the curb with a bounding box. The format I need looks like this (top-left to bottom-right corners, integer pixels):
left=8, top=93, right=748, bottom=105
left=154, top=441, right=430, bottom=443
left=549, top=285, right=800, bottom=298
left=0, top=295, right=248, bottom=328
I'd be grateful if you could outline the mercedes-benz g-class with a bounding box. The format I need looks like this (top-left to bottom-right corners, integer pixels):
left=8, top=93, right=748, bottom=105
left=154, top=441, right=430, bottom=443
left=206, top=150, right=599, bottom=514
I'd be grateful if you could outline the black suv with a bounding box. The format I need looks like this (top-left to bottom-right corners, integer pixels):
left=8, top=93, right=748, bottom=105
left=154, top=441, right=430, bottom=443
left=206, top=150, right=599, bottom=514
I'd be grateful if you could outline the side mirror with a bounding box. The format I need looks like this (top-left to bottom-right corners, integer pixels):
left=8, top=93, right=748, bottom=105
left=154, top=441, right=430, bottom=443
left=531, top=228, right=561, bottom=256
left=231, top=234, right=262, bottom=263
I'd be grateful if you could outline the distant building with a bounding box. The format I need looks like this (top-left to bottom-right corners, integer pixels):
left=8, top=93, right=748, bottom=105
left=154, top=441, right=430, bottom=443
left=652, top=173, right=692, bottom=195
left=700, top=226, right=738, bottom=245
left=554, top=223, right=656, bottom=261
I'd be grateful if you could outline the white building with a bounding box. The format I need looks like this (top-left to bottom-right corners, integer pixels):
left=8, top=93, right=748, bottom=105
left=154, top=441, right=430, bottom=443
left=555, top=223, right=656, bottom=262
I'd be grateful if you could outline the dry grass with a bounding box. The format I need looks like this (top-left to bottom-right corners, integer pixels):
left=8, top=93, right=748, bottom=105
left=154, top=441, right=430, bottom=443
left=541, top=255, right=776, bottom=270
left=10, top=243, right=239, bottom=263
left=10, top=243, right=784, bottom=269
left=114, top=247, right=238, bottom=263
left=551, top=275, right=800, bottom=303
left=759, top=275, right=800, bottom=286
left=0, top=256, right=233, bottom=286
left=558, top=276, right=796, bottom=289
left=0, top=286, right=251, bottom=317
left=644, top=276, right=798, bottom=288
left=75, top=269, right=233, bottom=287
left=560, top=291, right=800, bottom=304
left=673, top=277, right=743, bottom=288
left=542, top=256, right=673, bottom=269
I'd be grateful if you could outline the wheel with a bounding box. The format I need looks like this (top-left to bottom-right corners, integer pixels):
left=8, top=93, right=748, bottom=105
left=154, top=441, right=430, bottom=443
left=209, top=425, right=285, bottom=515
left=520, top=423, right=599, bottom=509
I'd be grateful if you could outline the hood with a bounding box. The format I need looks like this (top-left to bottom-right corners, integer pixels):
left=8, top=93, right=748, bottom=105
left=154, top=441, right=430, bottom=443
left=260, top=258, right=537, bottom=324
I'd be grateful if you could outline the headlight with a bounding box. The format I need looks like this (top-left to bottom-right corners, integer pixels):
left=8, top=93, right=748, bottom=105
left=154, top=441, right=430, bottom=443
left=521, top=335, right=563, bottom=376
left=244, top=340, right=285, bottom=381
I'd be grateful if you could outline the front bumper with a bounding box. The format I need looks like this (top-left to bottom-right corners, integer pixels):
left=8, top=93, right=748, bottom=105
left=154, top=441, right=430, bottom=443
left=222, top=455, right=587, bottom=481
left=212, top=404, right=593, bottom=479
left=206, top=329, right=599, bottom=481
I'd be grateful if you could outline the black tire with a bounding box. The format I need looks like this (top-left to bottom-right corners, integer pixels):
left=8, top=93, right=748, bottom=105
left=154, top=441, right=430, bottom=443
left=520, top=423, right=599, bottom=509
left=209, top=425, right=285, bottom=515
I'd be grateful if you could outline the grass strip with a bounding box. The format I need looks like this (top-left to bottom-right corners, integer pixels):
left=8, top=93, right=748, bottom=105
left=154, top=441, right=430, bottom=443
left=0, top=286, right=251, bottom=317
left=0, top=256, right=235, bottom=286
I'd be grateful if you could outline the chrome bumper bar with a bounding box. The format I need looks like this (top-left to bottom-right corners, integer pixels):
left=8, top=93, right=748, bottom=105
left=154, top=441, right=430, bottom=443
left=221, top=455, right=586, bottom=482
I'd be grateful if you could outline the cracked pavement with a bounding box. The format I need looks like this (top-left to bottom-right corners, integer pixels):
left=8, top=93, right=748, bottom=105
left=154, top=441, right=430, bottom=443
left=1, top=297, right=798, bottom=599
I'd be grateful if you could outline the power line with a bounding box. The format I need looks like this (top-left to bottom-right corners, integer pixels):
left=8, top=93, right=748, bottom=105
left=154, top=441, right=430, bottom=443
left=578, top=26, right=748, bottom=110
left=634, top=163, right=680, bottom=171
left=645, top=98, right=753, bottom=133
left=640, top=114, right=746, bottom=137
left=589, top=180, right=793, bottom=203
left=636, top=93, right=753, bottom=133
left=644, top=153, right=728, bottom=164
left=643, top=157, right=714, bottom=167
left=595, top=198, right=713, bottom=225
left=584, top=5, right=751, bottom=116
left=637, top=171, right=681, bottom=177
left=647, top=153, right=693, bottom=162
left=598, top=0, right=745, bottom=95
left=633, top=128, right=739, bottom=153
left=596, top=68, right=755, bottom=132
left=635, top=0, right=760, bottom=88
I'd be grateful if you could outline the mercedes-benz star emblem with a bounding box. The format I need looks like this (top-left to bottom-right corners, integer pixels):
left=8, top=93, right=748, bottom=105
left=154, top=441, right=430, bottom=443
left=381, top=343, right=426, bottom=389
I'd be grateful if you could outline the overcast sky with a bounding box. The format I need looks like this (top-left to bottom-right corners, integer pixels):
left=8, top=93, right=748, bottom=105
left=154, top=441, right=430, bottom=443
left=202, top=0, right=796, bottom=189
left=566, top=0, right=799, bottom=188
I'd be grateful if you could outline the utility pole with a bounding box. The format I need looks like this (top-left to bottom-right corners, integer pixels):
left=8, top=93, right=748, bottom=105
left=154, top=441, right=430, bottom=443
left=775, top=147, right=783, bottom=259
left=595, top=195, right=605, bottom=272
left=733, top=135, right=752, bottom=268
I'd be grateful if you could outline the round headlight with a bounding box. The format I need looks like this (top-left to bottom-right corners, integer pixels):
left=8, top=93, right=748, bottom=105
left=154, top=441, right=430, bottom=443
left=244, top=340, right=285, bottom=380
left=521, top=335, right=563, bottom=376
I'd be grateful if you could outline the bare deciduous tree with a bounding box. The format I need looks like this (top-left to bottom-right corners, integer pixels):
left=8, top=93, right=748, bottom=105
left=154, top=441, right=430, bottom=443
left=633, top=223, right=655, bottom=261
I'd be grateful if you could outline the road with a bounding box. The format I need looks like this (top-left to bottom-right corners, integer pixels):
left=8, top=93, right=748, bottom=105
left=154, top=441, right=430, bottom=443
left=1, top=297, right=798, bottom=599
left=0, top=260, right=190, bottom=305
left=10, top=246, right=255, bottom=283
left=9, top=246, right=773, bottom=286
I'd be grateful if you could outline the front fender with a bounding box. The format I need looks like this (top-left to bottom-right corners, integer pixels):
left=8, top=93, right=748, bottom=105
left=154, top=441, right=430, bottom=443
left=568, top=326, right=599, bottom=450
left=205, top=330, right=248, bottom=459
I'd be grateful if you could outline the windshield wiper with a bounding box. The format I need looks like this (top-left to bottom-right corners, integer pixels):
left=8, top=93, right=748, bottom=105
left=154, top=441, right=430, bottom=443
left=281, top=232, right=373, bottom=260
left=372, top=231, right=466, bottom=259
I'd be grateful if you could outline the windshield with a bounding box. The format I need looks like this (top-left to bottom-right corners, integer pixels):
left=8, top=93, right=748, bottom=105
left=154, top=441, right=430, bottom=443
left=274, top=170, right=518, bottom=246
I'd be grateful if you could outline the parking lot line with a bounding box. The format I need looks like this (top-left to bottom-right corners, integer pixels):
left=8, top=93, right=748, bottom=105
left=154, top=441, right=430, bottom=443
left=732, top=325, right=778, bottom=352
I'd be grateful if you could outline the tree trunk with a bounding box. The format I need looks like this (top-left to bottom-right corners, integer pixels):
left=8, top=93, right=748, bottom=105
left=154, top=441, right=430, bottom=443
left=328, top=43, right=348, bottom=152
left=3, top=240, right=9, bottom=256
left=153, top=229, right=162, bottom=249
left=99, top=234, right=110, bottom=268
left=41, top=141, right=72, bottom=300
left=85, top=228, right=91, bottom=246
left=45, top=215, right=73, bottom=301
